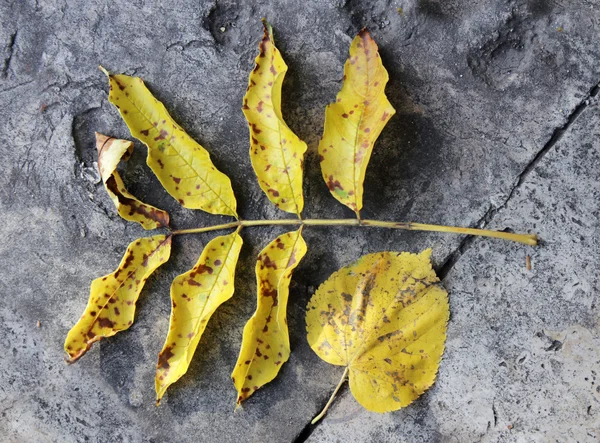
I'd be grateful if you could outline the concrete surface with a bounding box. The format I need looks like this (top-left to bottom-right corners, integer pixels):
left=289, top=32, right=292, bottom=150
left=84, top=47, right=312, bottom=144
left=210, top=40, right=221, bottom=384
left=0, top=0, right=598, bottom=442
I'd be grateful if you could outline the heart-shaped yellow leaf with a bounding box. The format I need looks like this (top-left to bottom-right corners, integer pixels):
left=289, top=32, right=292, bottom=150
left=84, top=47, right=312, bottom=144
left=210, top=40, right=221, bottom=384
left=156, top=230, right=243, bottom=404
left=318, top=29, right=395, bottom=216
left=95, top=133, right=169, bottom=230
left=101, top=67, right=238, bottom=217
left=306, top=249, right=448, bottom=417
left=232, top=228, right=307, bottom=405
left=65, top=234, right=172, bottom=363
left=242, top=21, right=307, bottom=215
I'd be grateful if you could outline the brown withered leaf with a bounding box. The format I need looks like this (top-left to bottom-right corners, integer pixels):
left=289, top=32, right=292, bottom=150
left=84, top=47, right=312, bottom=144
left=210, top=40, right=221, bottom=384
left=95, top=133, right=169, bottom=230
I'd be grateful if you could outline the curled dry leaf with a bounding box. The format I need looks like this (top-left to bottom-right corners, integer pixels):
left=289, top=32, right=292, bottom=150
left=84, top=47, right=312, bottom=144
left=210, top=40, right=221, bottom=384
left=318, top=29, right=395, bottom=216
left=95, top=132, right=169, bottom=230
left=306, top=249, right=448, bottom=415
left=64, top=235, right=172, bottom=363
left=156, top=230, right=243, bottom=404
left=100, top=67, right=238, bottom=217
left=232, top=228, right=307, bottom=405
left=242, top=20, right=307, bottom=215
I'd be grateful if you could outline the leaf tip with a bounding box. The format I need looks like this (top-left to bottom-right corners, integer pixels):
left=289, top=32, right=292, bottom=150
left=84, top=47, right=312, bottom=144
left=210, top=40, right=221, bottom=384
left=261, top=17, right=273, bottom=35
left=357, top=27, right=371, bottom=39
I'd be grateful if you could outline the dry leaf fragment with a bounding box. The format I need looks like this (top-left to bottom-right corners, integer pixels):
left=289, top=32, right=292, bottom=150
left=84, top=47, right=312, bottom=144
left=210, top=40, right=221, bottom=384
left=64, top=235, right=172, bottom=363
left=318, top=29, right=395, bottom=216
left=101, top=67, right=238, bottom=217
left=242, top=20, right=307, bottom=215
left=306, top=249, right=448, bottom=419
left=156, top=230, right=243, bottom=404
left=232, top=228, right=307, bottom=405
left=95, top=133, right=169, bottom=230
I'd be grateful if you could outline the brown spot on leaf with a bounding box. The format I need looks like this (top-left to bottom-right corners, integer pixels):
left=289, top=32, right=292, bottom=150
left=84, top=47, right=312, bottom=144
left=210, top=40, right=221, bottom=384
left=260, top=254, right=278, bottom=270
left=326, top=175, right=344, bottom=191
left=172, top=176, right=181, bottom=184
left=97, top=317, right=115, bottom=329
left=192, top=264, right=213, bottom=275
left=154, top=129, right=168, bottom=141
left=157, top=346, right=174, bottom=369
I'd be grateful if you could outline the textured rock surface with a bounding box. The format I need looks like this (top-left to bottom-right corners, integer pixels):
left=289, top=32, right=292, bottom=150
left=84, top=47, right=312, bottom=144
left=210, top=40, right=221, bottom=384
left=0, top=0, right=598, bottom=441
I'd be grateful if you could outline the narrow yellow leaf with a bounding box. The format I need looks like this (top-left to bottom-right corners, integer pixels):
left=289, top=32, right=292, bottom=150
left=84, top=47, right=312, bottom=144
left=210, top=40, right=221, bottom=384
left=242, top=21, right=307, bottom=215
left=95, top=132, right=169, bottom=230
left=232, top=228, right=307, bottom=405
left=101, top=67, right=238, bottom=217
left=306, top=249, right=449, bottom=414
left=318, top=30, right=396, bottom=216
left=155, top=230, right=243, bottom=404
left=65, top=235, right=172, bottom=363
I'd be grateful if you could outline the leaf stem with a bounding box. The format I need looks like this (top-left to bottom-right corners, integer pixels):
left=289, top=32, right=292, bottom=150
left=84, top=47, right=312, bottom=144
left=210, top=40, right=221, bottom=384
left=312, top=366, right=350, bottom=425
left=171, top=218, right=537, bottom=246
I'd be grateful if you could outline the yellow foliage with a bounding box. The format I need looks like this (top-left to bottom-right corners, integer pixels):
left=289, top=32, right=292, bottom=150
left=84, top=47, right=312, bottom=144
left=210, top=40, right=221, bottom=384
left=156, top=231, right=243, bottom=404
left=95, top=133, right=169, bottom=230
left=64, top=235, right=172, bottom=362
left=242, top=21, right=307, bottom=215
left=318, top=30, right=395, bottom=216
left=306, top=249, right=448, bottom=413
left=101, top=67, right=238, bottom=217
left=232, top=228, right=307, bottom=405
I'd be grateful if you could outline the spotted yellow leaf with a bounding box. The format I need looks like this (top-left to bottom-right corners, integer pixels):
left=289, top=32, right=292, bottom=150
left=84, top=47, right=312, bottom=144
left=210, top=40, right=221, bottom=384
left=242, top=21, right=307, bottom=215
left=156, top=230, right=243, bottom=404
left=95, top=132, right=169, bottom=230
left=65, top=235, right=172, bottom=363
left=318, top=29, right=395, bottom=216
left=101, top=67, right=237, bottom=217
left=306, top=249, right=448, bottom=416
left=232, top=228, right=307, bottom=405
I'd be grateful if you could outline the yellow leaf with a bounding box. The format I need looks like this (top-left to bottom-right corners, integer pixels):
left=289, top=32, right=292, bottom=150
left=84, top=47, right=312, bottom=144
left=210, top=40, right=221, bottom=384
left=95, top=132, right=169, bottom=230
left=318, top=30, right=396, bottom=216
left=306, top=249, right=449, bottom=415
left=101, top=67, right=238, bottom=217
left=242, top=21, right=307, bottom=215
left=64, top=235, right=172, bottom=363
left=155, top=230, right=243, bottom=404
left=232, top=227, right=307, bottom=405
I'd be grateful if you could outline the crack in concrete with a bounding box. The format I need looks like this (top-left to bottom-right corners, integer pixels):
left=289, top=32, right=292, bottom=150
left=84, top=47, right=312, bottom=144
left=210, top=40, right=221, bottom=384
left=293, top=382, right=350, bottom=443
left=438, top=80, right=600, bottom=280
left=2, top=30, right=18, bottom=78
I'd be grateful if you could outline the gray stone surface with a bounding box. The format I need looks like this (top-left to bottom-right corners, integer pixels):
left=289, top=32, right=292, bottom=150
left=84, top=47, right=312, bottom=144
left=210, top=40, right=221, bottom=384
left=0, top=0, right=598, bottom=442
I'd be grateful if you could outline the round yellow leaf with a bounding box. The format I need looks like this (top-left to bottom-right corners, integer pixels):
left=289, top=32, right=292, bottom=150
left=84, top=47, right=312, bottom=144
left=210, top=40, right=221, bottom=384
left=306, top=249, right=449, bottom=413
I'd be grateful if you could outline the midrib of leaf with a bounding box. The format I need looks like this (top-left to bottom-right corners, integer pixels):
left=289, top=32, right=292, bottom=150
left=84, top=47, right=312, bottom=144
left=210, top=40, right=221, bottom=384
left=275, top=117, right=301, bottom=215
left=351, top=108, right=365, bottom=212
left=85, top=236, right=171, bottom=335
left=274, top=229, right=303, bottom=327
left=348, top=273, right=438, bottom=366
left=113, top=77, right=236, bottom=217
left=247, top=85, right=301, bottom=215
left=170, top=234, right=239, bottom=374
left=354, top=298, right=446, bottom=371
